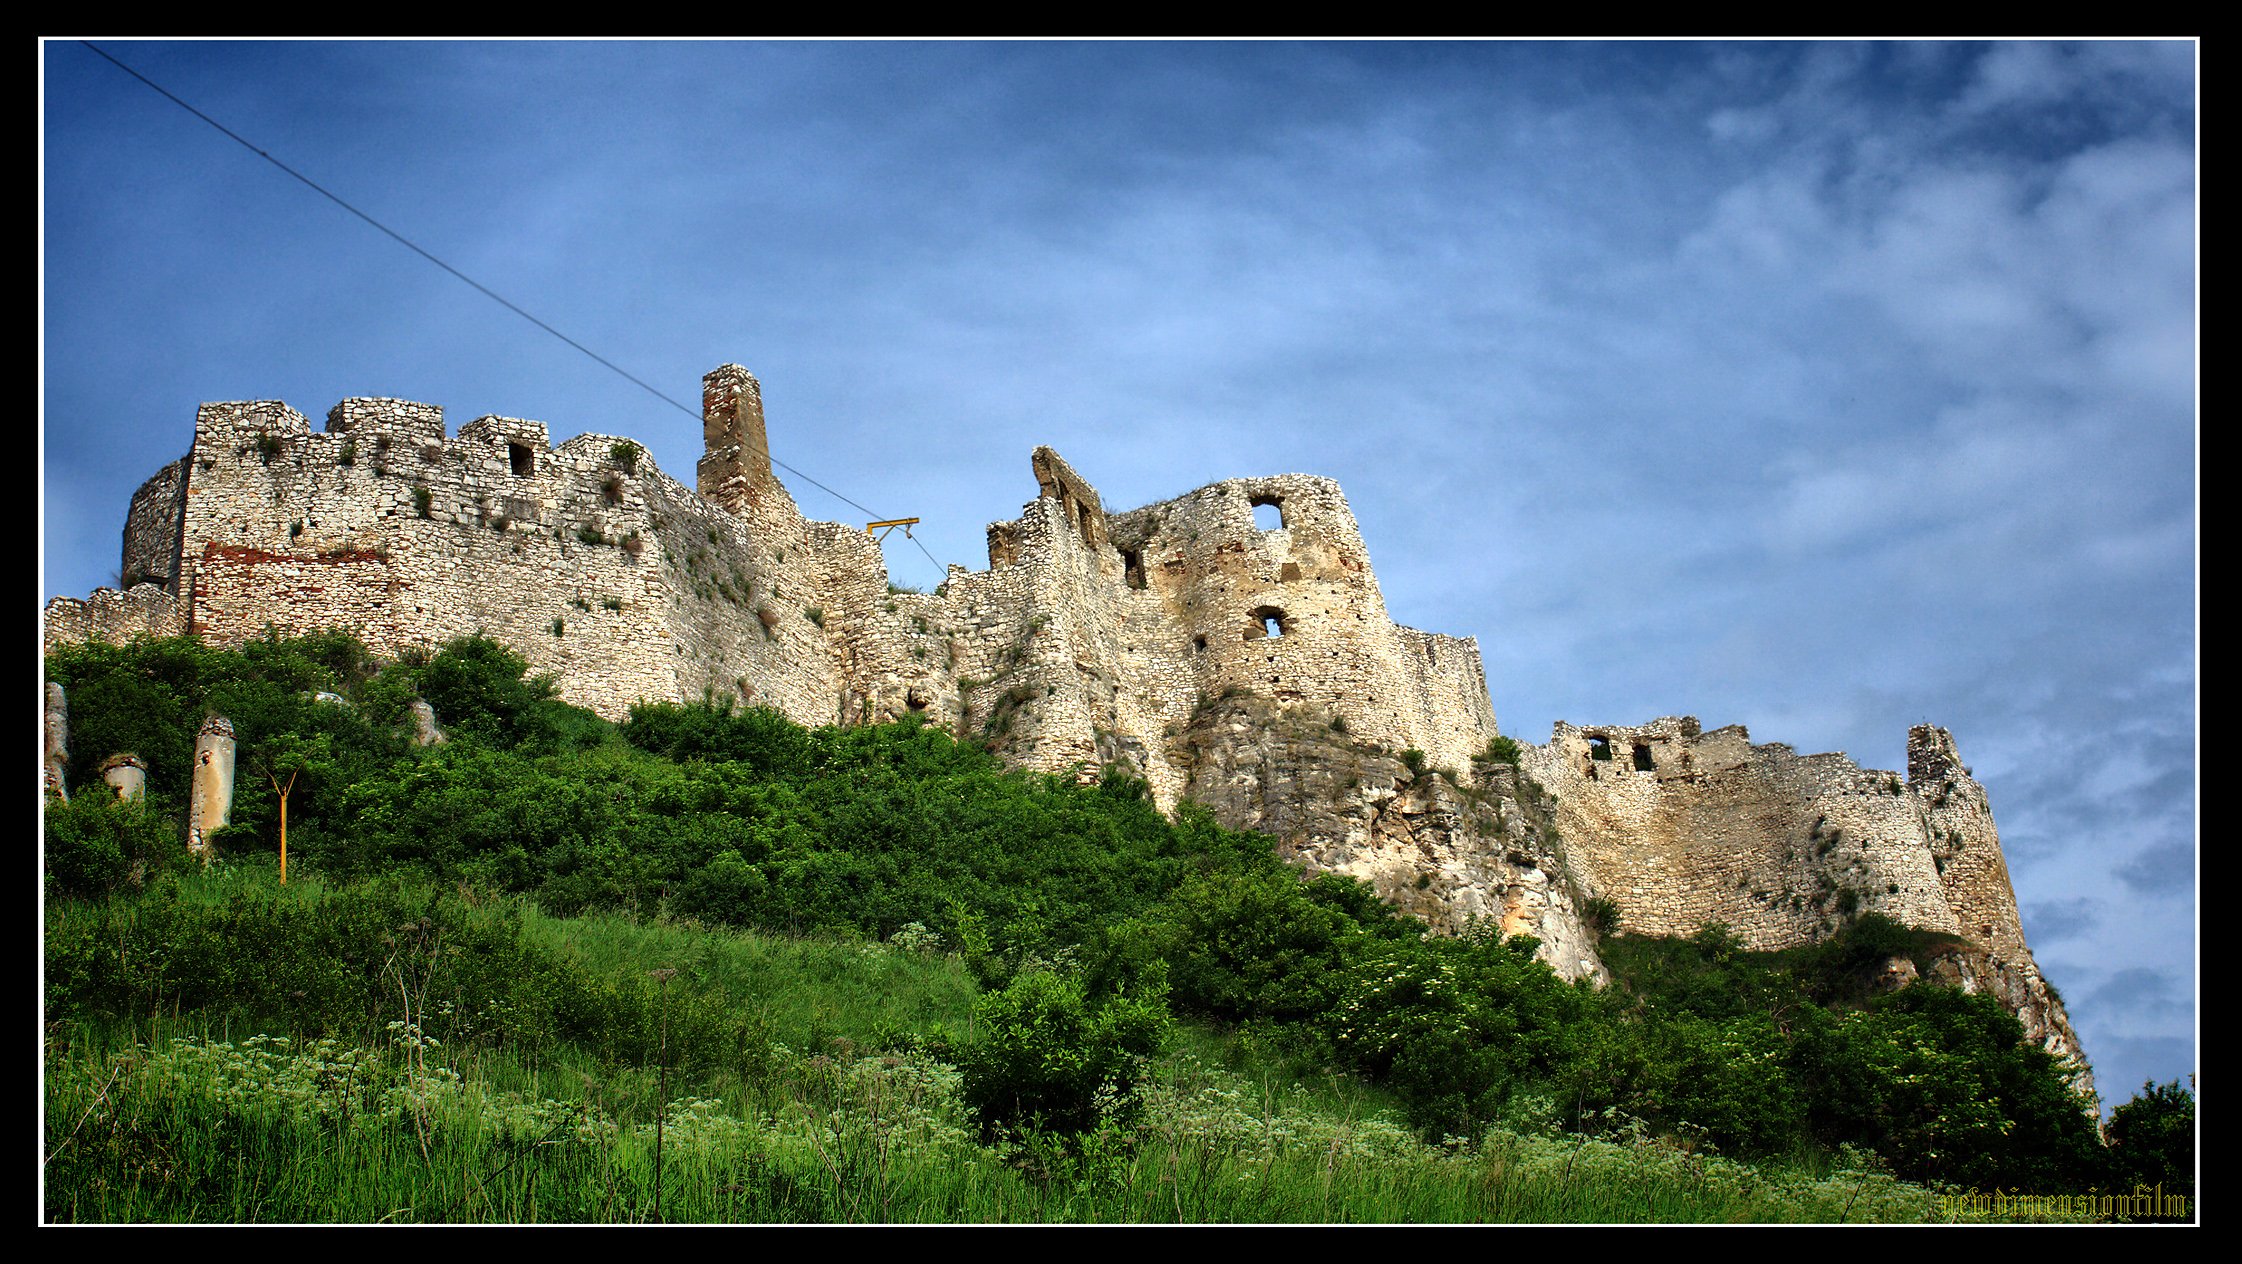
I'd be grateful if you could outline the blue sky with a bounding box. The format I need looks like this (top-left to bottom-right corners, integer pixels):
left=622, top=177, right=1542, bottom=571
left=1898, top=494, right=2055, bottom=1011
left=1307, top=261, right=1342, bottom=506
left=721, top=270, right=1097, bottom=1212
left=41, top=39, right=2196, bottom=1111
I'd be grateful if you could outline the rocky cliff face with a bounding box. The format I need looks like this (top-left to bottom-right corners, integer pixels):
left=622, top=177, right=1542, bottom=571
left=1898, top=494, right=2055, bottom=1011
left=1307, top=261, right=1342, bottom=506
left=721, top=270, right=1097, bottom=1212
left=1175, top=695, right=1605, bottom=983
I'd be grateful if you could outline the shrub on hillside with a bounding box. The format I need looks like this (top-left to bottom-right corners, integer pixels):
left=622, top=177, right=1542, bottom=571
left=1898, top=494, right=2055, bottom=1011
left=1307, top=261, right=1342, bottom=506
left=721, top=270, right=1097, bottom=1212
left=44, top=794, right=183, bottom=900
left=959, top=969, right=1171, bottom=1140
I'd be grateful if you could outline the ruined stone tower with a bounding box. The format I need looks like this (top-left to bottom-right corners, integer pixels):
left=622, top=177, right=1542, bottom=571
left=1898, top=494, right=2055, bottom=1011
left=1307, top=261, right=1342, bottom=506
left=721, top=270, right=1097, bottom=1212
left=698, top=364, right=772, bottom=516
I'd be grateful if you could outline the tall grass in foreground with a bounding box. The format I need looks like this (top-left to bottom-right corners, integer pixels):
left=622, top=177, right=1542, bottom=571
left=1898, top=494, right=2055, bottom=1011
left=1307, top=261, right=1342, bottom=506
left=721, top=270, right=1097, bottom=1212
left=44, top=1026, right=2083, bottom=1224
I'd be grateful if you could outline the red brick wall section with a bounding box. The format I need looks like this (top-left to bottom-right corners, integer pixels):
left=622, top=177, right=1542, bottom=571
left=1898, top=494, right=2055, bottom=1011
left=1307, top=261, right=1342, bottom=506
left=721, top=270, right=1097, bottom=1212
left=190, top=543, right=404, bottom=649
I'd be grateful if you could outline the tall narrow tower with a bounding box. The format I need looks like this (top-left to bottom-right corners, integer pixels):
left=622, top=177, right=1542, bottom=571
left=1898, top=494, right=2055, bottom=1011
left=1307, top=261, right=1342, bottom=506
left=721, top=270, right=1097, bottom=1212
left=699, top=364, right=771, bottom=515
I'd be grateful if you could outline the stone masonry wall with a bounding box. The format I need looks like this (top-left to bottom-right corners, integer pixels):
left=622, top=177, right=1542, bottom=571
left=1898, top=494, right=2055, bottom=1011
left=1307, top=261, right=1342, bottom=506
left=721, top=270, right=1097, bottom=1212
left=1518, top=716, right=2085, bottom=1073
left=1521, top=717, right=1956, bottom=945
left=123, top=456, right=190, bottom=590
left=43, top=583, right=185, bottom=647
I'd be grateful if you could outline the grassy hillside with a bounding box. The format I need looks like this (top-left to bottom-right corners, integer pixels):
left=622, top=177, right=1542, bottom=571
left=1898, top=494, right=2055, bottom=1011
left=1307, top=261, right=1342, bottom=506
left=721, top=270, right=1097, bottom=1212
left=41, top=632, right=2187, bottom=1223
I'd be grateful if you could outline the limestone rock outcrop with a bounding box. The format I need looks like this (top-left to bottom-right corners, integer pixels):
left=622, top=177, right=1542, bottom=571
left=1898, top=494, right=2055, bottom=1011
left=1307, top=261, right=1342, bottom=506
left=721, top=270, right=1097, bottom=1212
left=1178, top=694, right=1603, bottom=980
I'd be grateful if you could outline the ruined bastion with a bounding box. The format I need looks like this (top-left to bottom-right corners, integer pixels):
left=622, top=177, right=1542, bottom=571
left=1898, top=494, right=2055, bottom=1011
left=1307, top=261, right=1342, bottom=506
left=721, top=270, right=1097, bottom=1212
left=41, top=365, right=2085, bottom=1084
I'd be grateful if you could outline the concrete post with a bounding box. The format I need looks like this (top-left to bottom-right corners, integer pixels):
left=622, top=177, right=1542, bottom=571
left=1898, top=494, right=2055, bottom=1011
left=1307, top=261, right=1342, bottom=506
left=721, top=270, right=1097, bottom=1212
left=100, top=753, right=147, bottom=802
left=187, top=715, right=236, bottom=862
left=44, top=682, right=68, bottom=802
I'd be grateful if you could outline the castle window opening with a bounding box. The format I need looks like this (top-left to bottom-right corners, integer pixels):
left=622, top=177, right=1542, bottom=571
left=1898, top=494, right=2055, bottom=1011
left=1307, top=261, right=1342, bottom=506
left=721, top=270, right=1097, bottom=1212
left=1251, top=495, right=1286, bottom=533
left=1632, top=743, right=1655, bottom=772
left=1122, top=547, right=1146, bottom=589
left=509, top=443, right=535, bottom=477
left=1193, top=635, right=1207, bottom=652
left=1587, top=735, right=1613, bottom=761
left=1249, top=606, right=1289, bottom=639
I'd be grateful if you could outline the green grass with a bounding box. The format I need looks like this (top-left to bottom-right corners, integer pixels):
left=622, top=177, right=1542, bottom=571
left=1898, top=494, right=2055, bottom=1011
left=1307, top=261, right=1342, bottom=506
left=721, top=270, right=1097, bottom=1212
left=513, top=901, right=982, bottom=1065
left=42, top=1018, right=2079, bottom=1224
left=45, top=850, right=2128, bottom=1224
left=42, top=868, right=2083, bottom=1225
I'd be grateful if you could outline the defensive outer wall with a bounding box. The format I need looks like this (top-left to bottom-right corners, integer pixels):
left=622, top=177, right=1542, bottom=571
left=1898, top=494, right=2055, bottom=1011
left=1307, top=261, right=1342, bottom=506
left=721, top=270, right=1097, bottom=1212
left=46, top=365, right=1496, bottom=809
left=1518, top=717, right=2087, bottom=1085
left=43, top=365, right=2085, bottom=1080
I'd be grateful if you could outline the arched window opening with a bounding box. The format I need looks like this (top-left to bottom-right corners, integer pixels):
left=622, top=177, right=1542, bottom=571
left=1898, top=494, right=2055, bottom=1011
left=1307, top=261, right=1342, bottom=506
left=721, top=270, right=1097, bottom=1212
left=1247, top=605, right=1289, bottom=640
left=1251, top=496, right=1285, bottom=532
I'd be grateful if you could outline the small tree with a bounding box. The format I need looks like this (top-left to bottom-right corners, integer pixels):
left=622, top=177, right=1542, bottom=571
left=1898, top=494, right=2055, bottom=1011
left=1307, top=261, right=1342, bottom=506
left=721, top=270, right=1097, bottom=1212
left=2106, top=1078, right=2196, bottom=1217
left=254, top=732, right=332, bottom=884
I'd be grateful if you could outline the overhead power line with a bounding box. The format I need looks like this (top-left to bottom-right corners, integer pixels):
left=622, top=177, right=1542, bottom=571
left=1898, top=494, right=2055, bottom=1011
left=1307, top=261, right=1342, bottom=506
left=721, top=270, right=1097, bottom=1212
left=78, top=40, right=949, bottom=581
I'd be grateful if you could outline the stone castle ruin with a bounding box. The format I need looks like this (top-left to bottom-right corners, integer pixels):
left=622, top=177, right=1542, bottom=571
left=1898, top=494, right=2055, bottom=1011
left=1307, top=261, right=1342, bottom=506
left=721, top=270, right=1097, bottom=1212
left=41, top=364, right=2085, bottom=1086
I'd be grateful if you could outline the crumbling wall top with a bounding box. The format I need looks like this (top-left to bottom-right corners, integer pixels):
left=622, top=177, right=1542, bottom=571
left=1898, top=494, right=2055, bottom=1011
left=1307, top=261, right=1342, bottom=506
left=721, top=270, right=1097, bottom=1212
left=195, top=400, right=311, bottom=447
left=1031, top=447, right=1106, bottom=550
left=699, top=364, right=771, bottom=513
left=1908, top=724, right=1969, bottom=785
left=460, top=415, right=552, bottom=453
left=324, top=397, right=445, bottom=444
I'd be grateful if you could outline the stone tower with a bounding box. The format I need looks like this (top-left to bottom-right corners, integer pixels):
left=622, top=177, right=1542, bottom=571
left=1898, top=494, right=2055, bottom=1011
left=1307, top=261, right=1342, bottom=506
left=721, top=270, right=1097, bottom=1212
left=698, top=364, right=772, bottom=515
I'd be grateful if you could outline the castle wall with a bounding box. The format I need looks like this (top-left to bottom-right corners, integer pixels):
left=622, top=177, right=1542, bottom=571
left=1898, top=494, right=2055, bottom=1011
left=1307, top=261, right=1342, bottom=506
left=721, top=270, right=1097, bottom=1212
left=1910, top=724, right=2030, bottom=962
left=123, top=456, right=190, bottom=590
left=1105, top=473, right=1500, bottom=784
left=1520, top=715, right=2085, bottom=1073
left=58, top=372, right=1509, bottom=824
left=157, top=398, right=674, bottom=716
left=1521, top=717, right=1960, bottom=946
left=43, top=583, right=186, bottom=648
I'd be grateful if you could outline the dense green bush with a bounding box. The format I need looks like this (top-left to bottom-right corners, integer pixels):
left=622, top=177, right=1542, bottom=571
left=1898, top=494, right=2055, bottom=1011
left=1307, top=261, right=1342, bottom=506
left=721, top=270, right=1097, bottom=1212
left=414, top=635, right=598, bottom=751
left=623, top=698, right=814, bottom=779
left=1789, top=986, right=2103, bottom=1189
left=43, top=793, right=184, bottom=900
left=1110, top=871, right=1356, bottom=1021
left=1479, top=735, right=1524, bottom=765
left=958, top=969, right=1172, bottom=1139
left=1325, top=928, right=1599, bottom=1139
